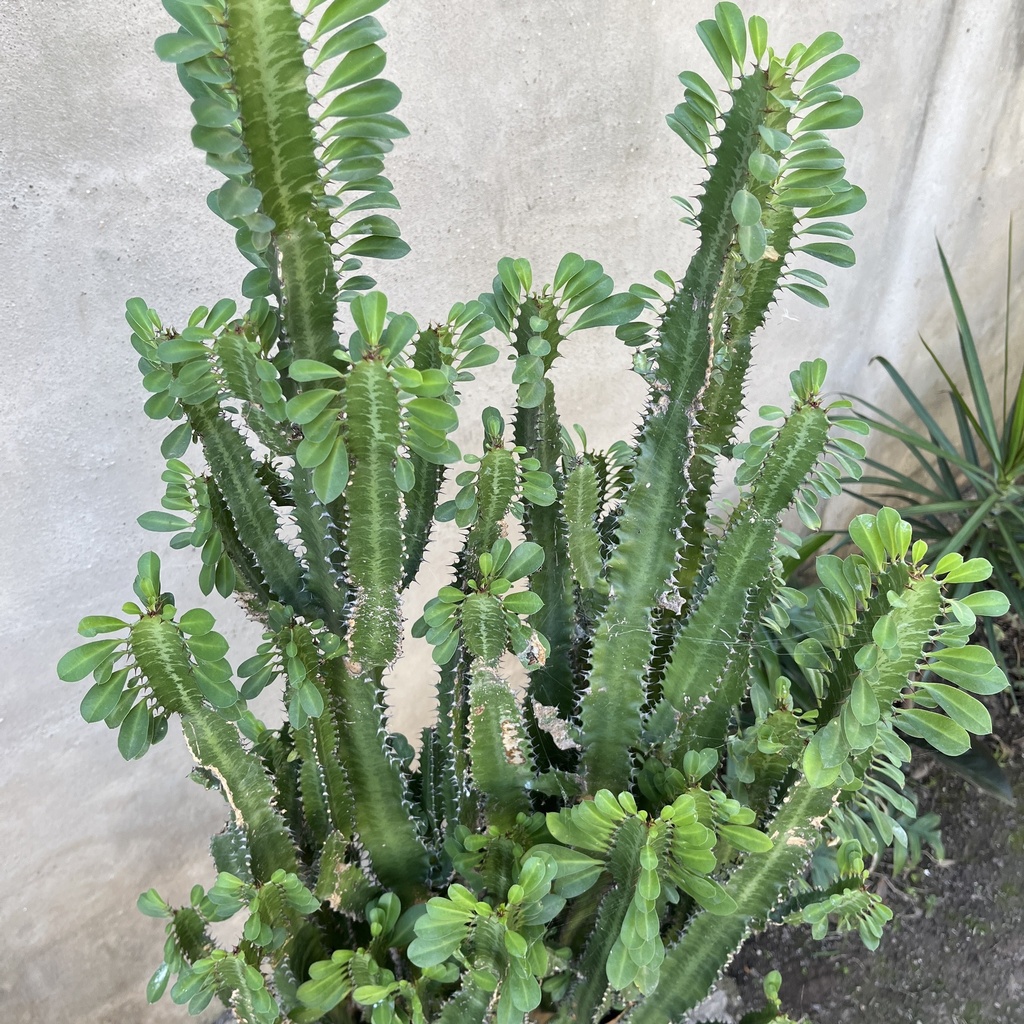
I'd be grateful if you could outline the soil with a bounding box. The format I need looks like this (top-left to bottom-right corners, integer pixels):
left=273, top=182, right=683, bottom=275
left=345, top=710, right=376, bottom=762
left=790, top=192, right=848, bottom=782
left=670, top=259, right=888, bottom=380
left=725, top=658, right=1024, bottom=1023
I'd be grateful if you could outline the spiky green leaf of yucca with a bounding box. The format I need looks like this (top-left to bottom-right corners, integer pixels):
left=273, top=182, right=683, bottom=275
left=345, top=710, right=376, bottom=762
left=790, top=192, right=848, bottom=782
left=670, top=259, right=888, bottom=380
left=61, top=3, right=1006, bottom=1022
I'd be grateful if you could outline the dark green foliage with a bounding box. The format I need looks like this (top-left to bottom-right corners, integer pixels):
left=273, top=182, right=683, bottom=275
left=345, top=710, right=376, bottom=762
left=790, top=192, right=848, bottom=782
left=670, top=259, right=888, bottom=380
left=851, top=234, right=1024, bottom=658
left=60, top=3, right=1005, bottom=1023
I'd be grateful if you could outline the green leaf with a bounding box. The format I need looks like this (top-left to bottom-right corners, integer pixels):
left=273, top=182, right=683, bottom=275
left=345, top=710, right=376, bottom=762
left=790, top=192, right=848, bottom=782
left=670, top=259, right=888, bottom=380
left=161, top=423, right=193, bottom=459
left=804, top=53, right=860, bottom=92
left=717, top=823, right=772, bottom=853
left=406, top=397, right=458, bottom=432
left=58, top=640, right=123, bottom=682
left=320, top=43, right=387, bottom=93
left=314, top=16, right=386, bottom=67
left=929, top=646, right=1007, bottom=694
left=794, top=30, right=844, bottom=73
left=960, top=590, right=1010, bottom=617
left=187, top=630, right=229, bottom=662
left=179, top=608, right=215, bottom=636
left=137, top=888, right=172, bottom=918
left=138, top=511, right=192, bottom=533
left=499, top=542, right=545, bottom=583
left=568, top=293, right=645, bottom=334
left=501, top=591, right=544, bottom=616
left=118, top=699, right=152, bottom=760
left=677, top=71, right=718, bottom=109
left=731, top=188, right=761, bottom=226
left=798, top=241, right=856, bottom=267
left=714, top=2, right=747, bottom=68
left=919, top=683, right=992, bottom=735
left=809, top=185, right=866, bottom=218
left=738, top=222, right=767, bottom=262
left=696, top=19, right=734, bottom=80
left=195, top=670, right=238, bottom=709
left=942, top=558, right=994, bottom=584
left=315, top=0, right=389, bottom=39
left=155, top=31, right=215, bottom=64
left=324, top=78, right=401, bottom=118
left=81, top=670, right=130, bottom=723
left=748, top=15, right=768, bottom=62
left=342, top=234, right=410, bottom=260
left=785, top=283, right=829, bottom=307
left=157, top=338, right=208, bottom=363
left=286, top=389, right=338, bottom=424
left=313, top=437, right=351, bottom=503
left=191, top=96, right=238, bottom=128
left=78, top=615, right=129, bottom=637
left=758, top=125, right=791, bottom=152
left=850, top=674, right=880, bottom=725
left=242, top=268, right=271, bottom=298
left=748, top=151, right=779, bottom=183
left=797, top=96, right=863, bottom=133
left=897, top=708, right=970, bottom=756
left=217, top=180, right=263, bottom=220
left=147, top=962, right=171, bottom=1004
left=297, top=430, right=339, bottom=469
left=290, top=359, right=344, bottom=382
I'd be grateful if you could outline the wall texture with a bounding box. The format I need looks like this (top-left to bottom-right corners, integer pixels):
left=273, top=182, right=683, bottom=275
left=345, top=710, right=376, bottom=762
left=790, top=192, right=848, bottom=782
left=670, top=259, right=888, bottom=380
left=2, top=1, right=1023, bottom=1021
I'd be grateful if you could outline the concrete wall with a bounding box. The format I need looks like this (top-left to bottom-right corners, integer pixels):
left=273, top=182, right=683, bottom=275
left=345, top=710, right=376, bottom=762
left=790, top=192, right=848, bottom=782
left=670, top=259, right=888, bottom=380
left=2, top=1, right=1023, bottom=1021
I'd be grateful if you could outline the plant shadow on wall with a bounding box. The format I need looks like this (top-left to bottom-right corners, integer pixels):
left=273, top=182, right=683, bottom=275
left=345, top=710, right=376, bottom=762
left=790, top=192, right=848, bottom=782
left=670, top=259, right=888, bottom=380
left=57, top=2, right=1010, bottom=1024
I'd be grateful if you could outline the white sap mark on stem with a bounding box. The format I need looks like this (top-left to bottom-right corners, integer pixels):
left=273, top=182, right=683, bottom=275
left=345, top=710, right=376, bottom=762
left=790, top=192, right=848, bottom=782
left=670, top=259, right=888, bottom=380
left=206, top=763, right=246, bottom=830
left=501, top=718, right=526, bottom=765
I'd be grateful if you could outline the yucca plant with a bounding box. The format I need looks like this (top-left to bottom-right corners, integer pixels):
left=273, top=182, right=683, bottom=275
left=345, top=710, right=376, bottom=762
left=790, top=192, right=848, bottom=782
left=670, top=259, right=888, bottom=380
left=853, top=233, right=1024, bottom=654
left=59, top=3, right=1008, bottom=1023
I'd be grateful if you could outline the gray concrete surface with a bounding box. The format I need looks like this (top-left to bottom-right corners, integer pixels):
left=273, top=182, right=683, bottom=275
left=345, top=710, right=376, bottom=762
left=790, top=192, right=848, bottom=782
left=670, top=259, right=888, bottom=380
left=2, top=1, right=1023, bottom=1021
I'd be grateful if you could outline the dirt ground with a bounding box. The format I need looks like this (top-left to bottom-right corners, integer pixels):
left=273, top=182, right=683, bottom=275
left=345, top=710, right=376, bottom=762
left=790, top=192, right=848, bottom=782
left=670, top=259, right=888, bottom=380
left=727, top=684, right=1024, bottom=1024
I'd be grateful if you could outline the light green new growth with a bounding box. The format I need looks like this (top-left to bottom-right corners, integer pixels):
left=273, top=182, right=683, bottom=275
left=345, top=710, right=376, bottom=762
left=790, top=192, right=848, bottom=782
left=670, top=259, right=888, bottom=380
left=60, top=3, right=1007, bottom=1023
